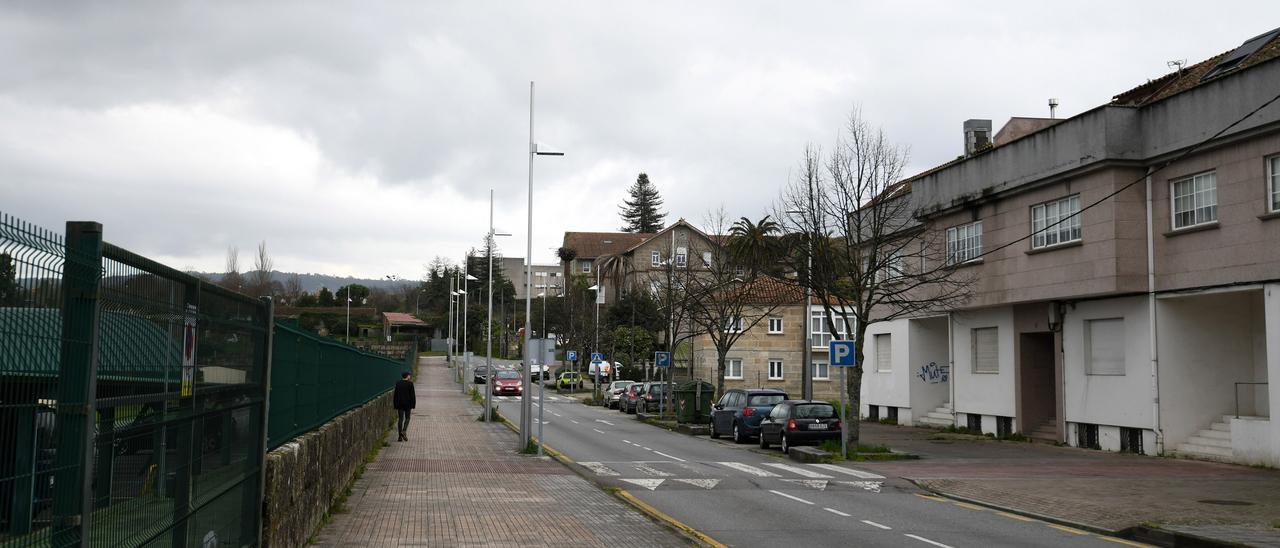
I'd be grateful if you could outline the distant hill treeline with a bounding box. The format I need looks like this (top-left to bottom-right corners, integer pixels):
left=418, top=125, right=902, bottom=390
left=197, top=271, right=412, bottom=294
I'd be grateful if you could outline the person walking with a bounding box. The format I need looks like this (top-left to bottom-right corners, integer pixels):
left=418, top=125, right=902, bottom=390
left=393, top=371, right=416, bottom=441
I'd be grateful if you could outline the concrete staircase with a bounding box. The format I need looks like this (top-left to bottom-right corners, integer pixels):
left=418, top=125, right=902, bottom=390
left=1028, top=418, right=1059, bottom=443
left=1175, top=415, right=1247, bottom=462
left=916, top=402, right=955, bottom=428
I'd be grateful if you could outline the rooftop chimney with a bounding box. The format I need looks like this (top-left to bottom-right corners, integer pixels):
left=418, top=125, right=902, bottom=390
left=963, top=119, right=993, bottom=156
left=1048, top=98, right=1059, bottom=119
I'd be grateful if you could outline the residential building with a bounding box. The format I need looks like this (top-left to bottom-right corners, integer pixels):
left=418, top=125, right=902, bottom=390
left=499, top=257, right=564, bottom=300
left=869, top=28, right=1280, bottom=465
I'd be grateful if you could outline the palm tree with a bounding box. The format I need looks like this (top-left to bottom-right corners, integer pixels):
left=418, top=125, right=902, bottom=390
left=727, top=215, right=780, bottom=276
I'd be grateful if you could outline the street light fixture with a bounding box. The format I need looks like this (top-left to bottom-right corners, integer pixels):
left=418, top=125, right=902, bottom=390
left=522, top=80, right=564, bottom=455
left=485, top=188, right=513, bottom=422
left=587, top=282, right=602, bottom=401
left=786, top=209, right=813, bottom=402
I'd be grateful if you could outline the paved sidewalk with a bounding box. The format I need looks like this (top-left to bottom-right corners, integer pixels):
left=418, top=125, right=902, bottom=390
left=313, top=360, right=686, bottom=547
left=855, top=423, right=1280, bottom=546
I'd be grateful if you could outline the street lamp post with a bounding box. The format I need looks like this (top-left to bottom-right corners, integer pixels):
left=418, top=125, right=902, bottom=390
left=787, top=209, right=814, bottom=401
left=448, top=274, right=455, bottom=367
left=345, top=286, right=352, bottom=345
left=521, top=80, right=563, bottom=455
left=587, top=279, right=601, bottom=402
left=486, top=189, right=512, bottom=422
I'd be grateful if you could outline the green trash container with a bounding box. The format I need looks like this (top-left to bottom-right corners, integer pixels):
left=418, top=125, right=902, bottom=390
left=675, top=380, right=716, bottom=424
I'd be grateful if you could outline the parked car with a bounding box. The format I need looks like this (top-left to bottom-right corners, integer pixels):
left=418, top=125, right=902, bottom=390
left=758, top=400, right=841, bottom=453
left=491, top=369, right=524, bottom=396
left=473, top=365, right=491, bottom=384
left=637, top=383, right=667, bottom=415
left=605, top=380, right=634, bottom=408
left=709, top=388, right=788, bottom=443
left=556, top=371, right=583, bottom=389
left=525, top=361, right=550, bottom=381
left=620, top=382, right=647, bottom=414
left=587, top=360, right=612, bottom=383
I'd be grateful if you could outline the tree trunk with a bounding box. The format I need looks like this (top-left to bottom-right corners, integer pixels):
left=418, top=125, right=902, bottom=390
left=715, top=349, right=729, bottom=399
left=847, top=325, right=868, bottom=444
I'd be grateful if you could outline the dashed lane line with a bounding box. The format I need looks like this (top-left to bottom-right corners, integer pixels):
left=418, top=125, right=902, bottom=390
left=651, top=451, right=686, bottom=462
left=823, top=507, right=851, bottom=517
left=592, top=428, right=606, bottom=434
left=862, top=520, right=892, bottom=530
left=904, top=534, right=954, bottom=548
left=768, top=490, right=815, bottom=505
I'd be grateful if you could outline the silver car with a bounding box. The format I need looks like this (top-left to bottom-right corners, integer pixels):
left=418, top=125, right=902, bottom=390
left=605, top=380, right=635, bottom=409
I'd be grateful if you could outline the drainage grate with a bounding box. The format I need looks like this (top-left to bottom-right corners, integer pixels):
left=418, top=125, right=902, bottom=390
left=1196, top=499, right=1254, bottom=506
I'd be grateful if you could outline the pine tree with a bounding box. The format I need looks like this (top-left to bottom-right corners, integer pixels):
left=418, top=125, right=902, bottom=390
left=619, top=173, right=666, bottom=233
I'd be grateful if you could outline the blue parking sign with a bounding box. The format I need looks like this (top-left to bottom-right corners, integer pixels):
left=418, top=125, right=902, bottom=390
left=654, top=351, right=672, bottom=367
left=830, top=340, right=857, bottom=367
left=567, top=350, right=578, bottom=362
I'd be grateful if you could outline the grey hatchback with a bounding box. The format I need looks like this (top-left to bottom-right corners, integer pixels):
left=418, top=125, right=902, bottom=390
left=758, top=400, right=842, bottom=453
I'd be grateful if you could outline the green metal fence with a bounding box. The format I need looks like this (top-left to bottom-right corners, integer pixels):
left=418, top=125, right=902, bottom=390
left=0, top=215, right=272, bottom=548
left=267, top=323, right=412, bottom=449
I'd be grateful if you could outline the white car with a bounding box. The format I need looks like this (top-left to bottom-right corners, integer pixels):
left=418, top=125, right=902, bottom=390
left=587, top=361, right=616, bottom=382
left=524, top=362, right=550, bottom=380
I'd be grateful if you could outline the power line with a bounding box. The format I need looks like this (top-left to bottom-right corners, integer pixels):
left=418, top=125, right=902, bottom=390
left=968, top=87, right=1280, bottom=262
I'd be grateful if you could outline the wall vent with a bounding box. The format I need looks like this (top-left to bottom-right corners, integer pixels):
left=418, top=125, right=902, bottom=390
left=1120, top=427, right=1144, bottom=455
left=966, top=413, right=982, bottom=432
left=1077, top=423, right=1100, bottom=450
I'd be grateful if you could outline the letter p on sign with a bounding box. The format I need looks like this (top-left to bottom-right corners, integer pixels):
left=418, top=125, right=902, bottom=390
left=830, top=340, right=857, bottom=367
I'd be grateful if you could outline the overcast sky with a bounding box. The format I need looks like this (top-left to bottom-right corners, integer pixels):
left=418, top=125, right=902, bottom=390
left=3, top=2, right=1278, bottom=280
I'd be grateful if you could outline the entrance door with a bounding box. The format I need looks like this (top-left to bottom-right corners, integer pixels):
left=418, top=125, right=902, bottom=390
left=1018, top=332, right=1056, bottom=436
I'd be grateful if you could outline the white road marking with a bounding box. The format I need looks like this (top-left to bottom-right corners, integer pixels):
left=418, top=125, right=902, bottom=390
left=633, top=464, right=673, bottom=477
left=824, top=507, right=851, bottom=517
left=780, top=479, right=828, bottom=490
left=904, top=534, right=953, bottom=548
left=641, top=446, right=652, bottom=451
left=837, top=481, right=883, bottom=493
left=768, top=489, right=814, bottom=505
left=651, top=451, right=686, bottom=462
left=592, top=428, right=605, bottom=434
left=596, top=419, right=614, bottom=426
left=862, top=520, right=892, bottom=530
left=673, top=478, right=720, bottom=490
left=761, top=462, right=833, bottom=478
left=717, top=462, right=780, bottom=477
left=569, top=419, right=578, bottom=424
left=578, top=462, right=619, bottom=476
left=809, top=464, right=885, bottom=479
left=620, top=478, right=665, bottom=491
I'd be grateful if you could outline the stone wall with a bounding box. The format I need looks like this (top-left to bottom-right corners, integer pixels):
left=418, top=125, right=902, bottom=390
left=261, top=391, right=393, bottom=547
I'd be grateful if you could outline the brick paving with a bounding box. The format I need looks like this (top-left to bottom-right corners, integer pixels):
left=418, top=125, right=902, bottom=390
left=856, top=423, right=1280, bottom=545
left=312, top=359, right=687, bottom=547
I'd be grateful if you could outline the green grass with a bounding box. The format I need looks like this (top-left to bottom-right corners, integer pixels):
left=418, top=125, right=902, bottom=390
left=418, top=350, right=447, bottom=357
left=519, top=439, right=539, bottom=455
left=476, top=405, right=499, bottom=421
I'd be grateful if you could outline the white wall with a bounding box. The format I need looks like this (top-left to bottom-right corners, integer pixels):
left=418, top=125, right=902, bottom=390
left=1265, top=284, right=1280, bottom=464
left=861, top=319, right=910, bottom=410
left=1157, top=289, right=1264, bottom=448
left=952, top=306, right=1016, bottom=418
left=908, top=317, right=951, bottom=415
left=1061, top=296, right=1153, bottom=429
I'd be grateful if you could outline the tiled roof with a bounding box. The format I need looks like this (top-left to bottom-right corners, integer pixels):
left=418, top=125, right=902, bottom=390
left=561, top=231, right=653, bottom=260
left=1112, top=27, right=1280, bottom=107
left=383, top=312, right=427, bottom=326
left=726, top=276, right=806, bottom=305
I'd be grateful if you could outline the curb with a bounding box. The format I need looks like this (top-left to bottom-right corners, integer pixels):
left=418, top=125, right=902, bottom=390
left=907, top=479, right=1122, bottom=536
left=480, top=399, right=724, bottom=547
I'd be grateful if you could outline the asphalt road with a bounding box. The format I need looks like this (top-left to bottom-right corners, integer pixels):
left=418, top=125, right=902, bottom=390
left=482, top=377, right=1138, bottom=548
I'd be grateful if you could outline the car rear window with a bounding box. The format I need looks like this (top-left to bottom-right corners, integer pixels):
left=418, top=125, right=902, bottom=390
left=794, top=404, right=837, bottom=418
left=747, top=394, right=785, bottom=406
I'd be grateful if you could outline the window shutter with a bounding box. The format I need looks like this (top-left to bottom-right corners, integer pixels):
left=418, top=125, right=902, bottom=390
left=1087, top=318, right=1125, bottom=375
left=973, top=328, right=998, bottom=373
left=875, top=334, right=892, bottom=372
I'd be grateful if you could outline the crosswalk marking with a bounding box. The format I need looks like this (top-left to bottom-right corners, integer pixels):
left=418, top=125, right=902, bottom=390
left=579, top=462, right=619, bottom=476
left=621, top=478, right=665, bottom=491
left=761, top=462, right=833, bottom=479
left=781, top=479, right=828, bottom=490
left=673, top=478, right=720, bottom=490
left=808, top=463, right=885, bottom=479
left=716, top=462, right=780, bottom=477
left=633, top=464, right=673, bottom=477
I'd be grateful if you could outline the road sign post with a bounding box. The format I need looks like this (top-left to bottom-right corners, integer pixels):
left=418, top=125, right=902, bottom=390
left=830, top=340, right=857, bottom=459
left=590, top=352, right=603, bottom=400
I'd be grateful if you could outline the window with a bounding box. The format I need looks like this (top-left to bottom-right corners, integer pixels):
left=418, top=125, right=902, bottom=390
left=1086, top=318, right=1125, bottom=375
left=1269, top=156, right=1280, bottom=213
left=875, top=248, right=904, bottom=282
left=723, top=316, right=744, bottom=333
left=581, top=260, right=592, bottom=273
left=810, top=310, right=852, bottom=348
left=702, top=251, right=713, bottom=267
left=1031, top=195, right=1082, bottom=248
left=972, top=327, right=998, bottom=373
left=651, top=250, right=661, bottom=267
left=875, top=333, right=892, bottom=372
left=726, top=358, right=743, bottom=379
left=946, top=221, right=983, bottom=264
left=768, top=359, right=784, bottom=380
left=767, top=316, right=784, bottom=334
left=734, top=265, right=746, bottom=278
left=1171, top=171, right=1217, bottom=229
left=675, top=246, right=688, bottom=268
left=811, top=361, right=829, bottom=380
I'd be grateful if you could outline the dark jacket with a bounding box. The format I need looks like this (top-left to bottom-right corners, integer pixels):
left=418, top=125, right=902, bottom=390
left=393, top=379, right=416, bottom=410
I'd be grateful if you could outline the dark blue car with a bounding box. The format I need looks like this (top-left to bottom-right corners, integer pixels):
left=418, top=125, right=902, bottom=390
left=709, top=388, right=788, bottom=443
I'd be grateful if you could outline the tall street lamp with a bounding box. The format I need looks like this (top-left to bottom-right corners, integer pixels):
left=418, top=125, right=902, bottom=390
left=521, top=80, right=564, bottom=454
left=587, top=279, right=602, bottom=401
left=787, top=209, right=814, bottom=401
left=486, top=188, right=512, bottom=422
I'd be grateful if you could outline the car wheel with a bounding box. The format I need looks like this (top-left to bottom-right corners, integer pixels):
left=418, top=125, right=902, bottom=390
left=781, top=432, right=790, bottom=454
left=759, top=431, right=770, bottom=449
left=709, top=417, right=720, bottom=439
left=733, top=423, right=745, bottom=444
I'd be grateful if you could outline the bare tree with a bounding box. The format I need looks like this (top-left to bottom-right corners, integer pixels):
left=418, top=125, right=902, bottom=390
left=285, top=273, right=304, bottom=300
left=221, top=245, right=244, bottom=292
left=776, top=108, right=973, bottom=446
left=248, top=241, right=275, bottom=297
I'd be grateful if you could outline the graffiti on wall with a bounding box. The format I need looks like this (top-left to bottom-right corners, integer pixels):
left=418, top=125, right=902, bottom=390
left=916, top=361, right=949, bottom=384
